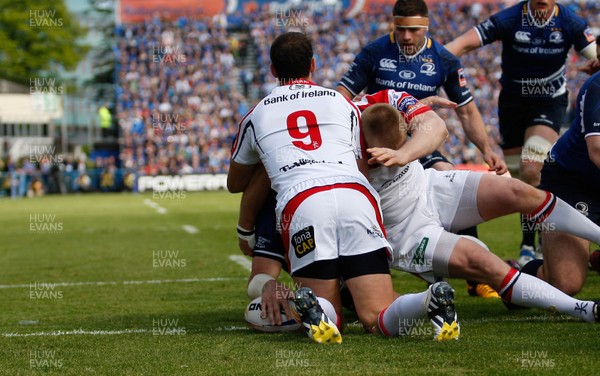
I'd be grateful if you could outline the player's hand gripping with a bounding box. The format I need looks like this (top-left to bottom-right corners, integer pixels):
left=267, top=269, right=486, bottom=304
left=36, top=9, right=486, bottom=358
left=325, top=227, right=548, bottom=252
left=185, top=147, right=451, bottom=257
left=261, top=280, right=294, bottom=326
left=367, top=147, right=410, bottom=167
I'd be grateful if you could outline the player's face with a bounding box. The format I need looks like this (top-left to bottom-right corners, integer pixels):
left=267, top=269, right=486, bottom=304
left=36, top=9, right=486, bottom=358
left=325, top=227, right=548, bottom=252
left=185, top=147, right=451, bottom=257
left=395, top=27, right=427, bottom=55
left=529, top=0, right=556, bottom=16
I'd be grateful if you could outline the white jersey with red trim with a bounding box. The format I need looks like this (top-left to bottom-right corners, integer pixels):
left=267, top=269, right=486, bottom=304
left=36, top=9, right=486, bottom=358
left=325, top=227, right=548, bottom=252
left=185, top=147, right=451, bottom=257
left=231, top=81, right=365, bottom=200
left=354, top=89, right=431, bottom=123
left=368, top=161, right=428, bottom=237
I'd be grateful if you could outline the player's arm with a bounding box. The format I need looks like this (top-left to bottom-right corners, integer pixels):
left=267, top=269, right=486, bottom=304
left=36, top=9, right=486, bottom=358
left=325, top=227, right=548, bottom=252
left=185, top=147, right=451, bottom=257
left=584, top=77, right=600, bottom=169
left=367, top=95, right=448, bottom=167
left=247, top=257, right=293, bottom=326
left=337, top=85, right=355, bottom=101
left=445, top=28, right=482, bottom=57
left=337, top=46, right=375, bottom=100
left=419, top=96, right=457, bottom=110
left=578, top=39, right=600, bottom=75
left=227, top=161, right=256, bottom=193
left=455, top=101, right=507, bottom=174
left=237, top=164, right=270, bottom=256
left=588, top=135, right=600, bottom=169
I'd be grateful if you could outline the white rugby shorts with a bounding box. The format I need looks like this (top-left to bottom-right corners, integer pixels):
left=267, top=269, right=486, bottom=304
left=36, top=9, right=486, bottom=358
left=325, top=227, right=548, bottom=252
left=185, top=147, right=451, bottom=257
left=277, top=176, right=391, bottom=275
left=387, top=169, right=483, bottom=282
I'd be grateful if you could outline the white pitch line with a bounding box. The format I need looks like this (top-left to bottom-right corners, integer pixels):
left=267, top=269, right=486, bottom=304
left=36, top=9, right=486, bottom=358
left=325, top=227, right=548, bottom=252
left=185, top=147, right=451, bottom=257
left=229, top=255, right=252, bottom=271
left=0, top=315, right=571, bottom=338
left=214, top=326, right=249, bottom=331
left=1, top=328, right=148, bottom=338
left=143, top=199, right=167, bottom=214
left=0, top=277, right=244, bottom=290
left=462, top=315, right=573, bottom=324
left=182, top=225, right=199, bottom=234
left=3, top=327, right=253, bottom=337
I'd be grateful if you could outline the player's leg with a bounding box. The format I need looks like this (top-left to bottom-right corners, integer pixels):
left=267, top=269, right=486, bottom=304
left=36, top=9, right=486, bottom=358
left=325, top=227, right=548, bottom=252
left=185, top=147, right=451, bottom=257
left=519, top=126, right=558, bottom=262
left=333, top=183, right=459, bottom=340
left=423, top=154, right=489, bottom=297
left=473, top=175, right=600, bottom=246
left=446, top=235, right=599, bottom=322
left=281, top=187, right=346, bottom=343
left=292, top=273, right=343, bottom=344
left=538, top=232, right=589, bottom=296
left=508, top=93, right=565, bottom=264
left=386, top=224, right=461, bottom=340
left=247, top=191, right=293, bottom=325
left=533, top=162, right=599, bottom=296
left=343, top=249, right=459, bottom=341
left=343, top=269, right=395, bottom=332
left=520, top=126, right=558, bottom=188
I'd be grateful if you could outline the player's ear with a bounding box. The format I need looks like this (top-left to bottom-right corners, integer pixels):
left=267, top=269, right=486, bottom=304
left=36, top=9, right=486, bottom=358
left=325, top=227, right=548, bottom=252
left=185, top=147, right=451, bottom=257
left=270, top=64, right=278, bottom=78
left=310, top=58, right=316, bottom=73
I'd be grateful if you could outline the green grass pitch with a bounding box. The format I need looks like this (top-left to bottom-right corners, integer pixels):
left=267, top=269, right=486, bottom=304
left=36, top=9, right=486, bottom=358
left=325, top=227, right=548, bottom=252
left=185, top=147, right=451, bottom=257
left=0, top=192, right=599, bottom=375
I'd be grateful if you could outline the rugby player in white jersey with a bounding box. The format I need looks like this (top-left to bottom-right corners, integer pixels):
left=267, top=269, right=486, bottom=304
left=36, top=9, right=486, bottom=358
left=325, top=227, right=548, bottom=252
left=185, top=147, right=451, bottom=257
left=228, top=32, right=460, bottom=343
left=361, top=101, right=600, bottom=322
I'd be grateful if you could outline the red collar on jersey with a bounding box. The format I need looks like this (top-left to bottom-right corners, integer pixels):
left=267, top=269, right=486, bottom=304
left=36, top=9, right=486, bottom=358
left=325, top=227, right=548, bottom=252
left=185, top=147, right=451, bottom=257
left=281, top=78, right=316, bottom=86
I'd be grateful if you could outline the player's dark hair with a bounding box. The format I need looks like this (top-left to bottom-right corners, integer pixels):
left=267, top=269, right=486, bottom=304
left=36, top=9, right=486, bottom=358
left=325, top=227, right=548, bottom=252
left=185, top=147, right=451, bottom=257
left=361, top=104, right=405, bottom=149
left=270, top=32, right=313, bottom=81
left=393, top=0, right=428, bottom=17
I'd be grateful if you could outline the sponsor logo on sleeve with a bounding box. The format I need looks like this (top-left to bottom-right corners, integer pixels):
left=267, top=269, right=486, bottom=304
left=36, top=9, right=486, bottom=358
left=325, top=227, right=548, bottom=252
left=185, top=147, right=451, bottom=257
left=458, top=68, right=468, bottom=87
left=584, top=27, right=596, bottom=43
left=396, top=94, right=426, bottom=117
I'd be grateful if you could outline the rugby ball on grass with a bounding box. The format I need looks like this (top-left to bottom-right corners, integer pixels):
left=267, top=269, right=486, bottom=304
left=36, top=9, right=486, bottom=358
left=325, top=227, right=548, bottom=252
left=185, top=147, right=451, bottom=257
left=244, top=297, right=301, bottom=332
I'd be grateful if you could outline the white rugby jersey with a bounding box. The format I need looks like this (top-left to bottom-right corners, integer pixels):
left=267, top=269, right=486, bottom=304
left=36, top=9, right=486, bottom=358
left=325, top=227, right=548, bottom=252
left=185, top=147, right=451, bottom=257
left=368, top=160, right=428, bottom=234
left=231, top=79, right=364, bottom=198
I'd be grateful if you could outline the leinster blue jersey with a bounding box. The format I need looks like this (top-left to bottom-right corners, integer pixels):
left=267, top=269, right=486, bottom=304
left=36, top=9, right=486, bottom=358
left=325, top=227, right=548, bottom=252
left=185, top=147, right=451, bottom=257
left=550, top=71, right=600, bottom=185
left=339, top=33, right=473, bottom=107
left=475, top=1, right=595, bottom=99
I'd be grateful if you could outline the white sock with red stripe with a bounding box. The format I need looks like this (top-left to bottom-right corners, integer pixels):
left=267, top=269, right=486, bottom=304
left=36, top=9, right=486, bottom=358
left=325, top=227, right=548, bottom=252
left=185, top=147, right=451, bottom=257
left=529, top=192, right=600, bottom=244
left=499, top=268, right=596, bottom=322
left=377, top=290, right=428, bottom=336
left=316, top=297, right=340, bottom=328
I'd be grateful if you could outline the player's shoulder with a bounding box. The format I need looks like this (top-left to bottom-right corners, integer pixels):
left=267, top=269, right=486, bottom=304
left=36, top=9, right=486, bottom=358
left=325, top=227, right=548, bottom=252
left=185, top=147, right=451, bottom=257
left=309, top=84, right=359, bottom=109
left=582, top=71, right=600, bottom=97
left=556, top=3, right=588, bottom=28
left=428, top=37, right=461, bottom=64
left=362, top=33, right=395, bottom=54
left=240, top=102, right=259, bottom=125
left=488, top=1, right=524, bottom=24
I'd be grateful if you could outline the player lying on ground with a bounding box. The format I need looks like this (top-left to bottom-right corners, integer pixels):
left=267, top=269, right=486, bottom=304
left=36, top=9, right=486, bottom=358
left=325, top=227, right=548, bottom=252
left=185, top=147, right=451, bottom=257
left=229, top=32, right=459, bottom=343
left=361, top=101, right=600, bottom=322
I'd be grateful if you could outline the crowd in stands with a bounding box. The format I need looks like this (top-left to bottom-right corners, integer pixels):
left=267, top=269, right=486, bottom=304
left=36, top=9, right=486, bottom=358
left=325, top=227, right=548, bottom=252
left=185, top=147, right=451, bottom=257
left=248, top=1, right=599, bottom=165
left=0, top=155, right=130, bottom=198
left=2, top=1, right=599, bottom=196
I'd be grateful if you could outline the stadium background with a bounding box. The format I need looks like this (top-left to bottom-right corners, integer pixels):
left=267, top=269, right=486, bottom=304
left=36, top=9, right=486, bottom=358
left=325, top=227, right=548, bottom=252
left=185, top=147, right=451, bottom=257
left=0, top=0, right=598, bottom=198
left=2, top=2, right=600, bottom=374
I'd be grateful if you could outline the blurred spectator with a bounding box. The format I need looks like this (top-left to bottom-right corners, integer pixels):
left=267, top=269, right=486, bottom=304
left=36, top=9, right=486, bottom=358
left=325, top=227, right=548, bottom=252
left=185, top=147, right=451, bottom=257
left=99, top=103, right=113, bottom=138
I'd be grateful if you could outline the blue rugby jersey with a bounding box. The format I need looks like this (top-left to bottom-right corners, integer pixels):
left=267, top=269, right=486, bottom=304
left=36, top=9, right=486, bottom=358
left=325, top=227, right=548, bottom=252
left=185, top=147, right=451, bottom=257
left=550, top=71, right=600, bottom=185
left=339, top=33, right=473, bottom=107
left=474, top=1, right=595, bottom=99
